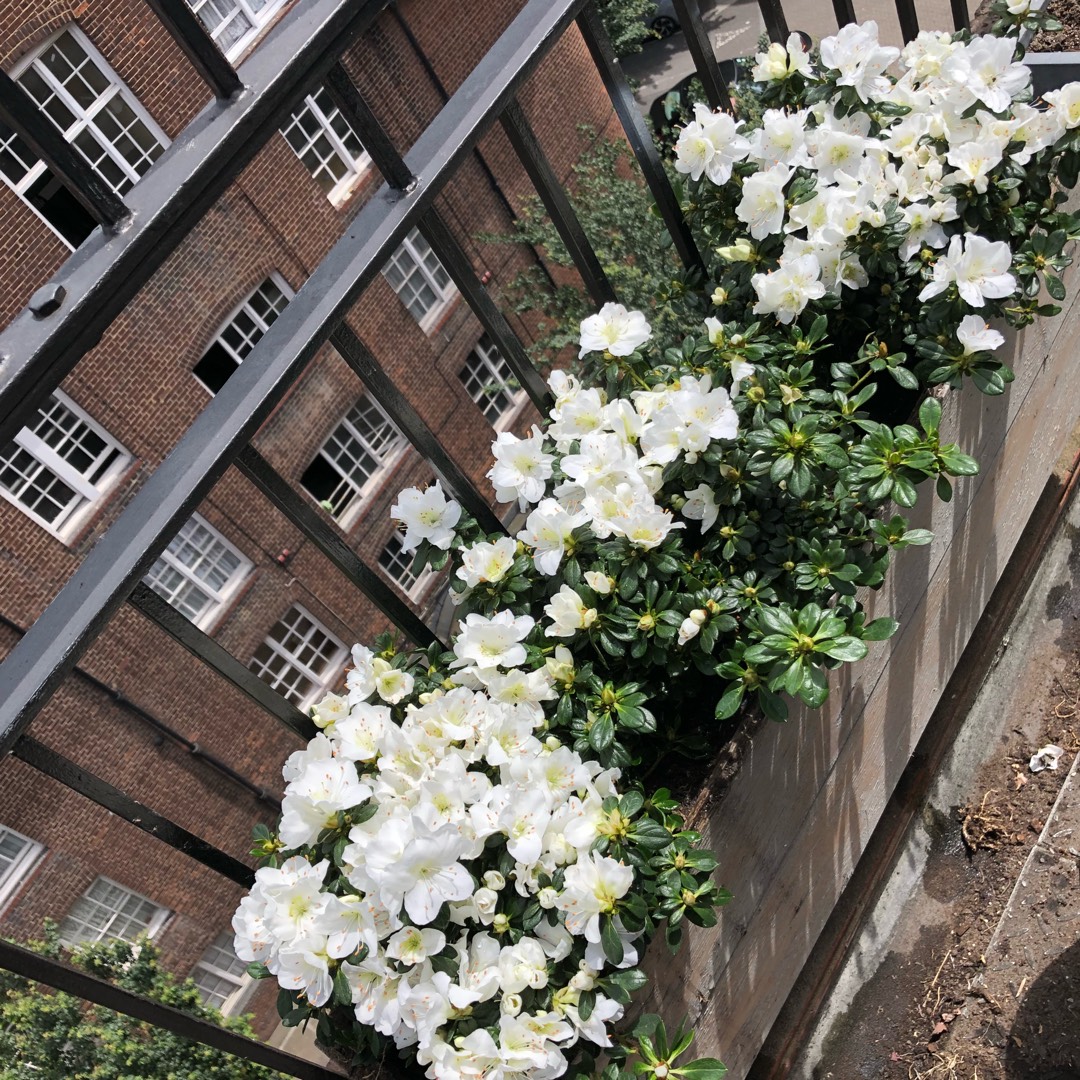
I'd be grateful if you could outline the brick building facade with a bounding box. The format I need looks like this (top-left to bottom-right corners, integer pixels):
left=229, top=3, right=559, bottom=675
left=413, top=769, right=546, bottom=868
left=0, top=0, right=618, bottom=1039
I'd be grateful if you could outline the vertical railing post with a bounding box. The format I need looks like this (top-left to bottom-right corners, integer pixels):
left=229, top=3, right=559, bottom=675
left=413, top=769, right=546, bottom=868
left=895, top=0, right=920, bottom=42
left=830, top=0, right=858, bottom=29
left=670, top=0, right=732, bottom=113
left=576, top=3, right=705, bottom=275
left=756, top=0, right=790, bottom=43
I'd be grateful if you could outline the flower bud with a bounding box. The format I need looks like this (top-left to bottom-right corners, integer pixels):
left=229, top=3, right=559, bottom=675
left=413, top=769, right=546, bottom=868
left=483, top=871, right=506, bottom=892
left=492, top=913, right=511, bottom=935
left=473, top=888, right=499, bottom=920
left=544, top=735, right=561, bottom=752
left=711, top=286, right=728, bottom=306
left=501, top=993, right=523, bottom=1016
left=638, top=613, right=656, bottom=632
left=570, top=969, right=597, bottom=991
left=537, top=887, right=559, bottom=909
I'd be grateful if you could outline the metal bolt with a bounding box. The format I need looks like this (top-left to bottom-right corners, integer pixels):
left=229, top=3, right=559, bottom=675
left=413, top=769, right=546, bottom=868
left=28, top=284, right=66, bottom=318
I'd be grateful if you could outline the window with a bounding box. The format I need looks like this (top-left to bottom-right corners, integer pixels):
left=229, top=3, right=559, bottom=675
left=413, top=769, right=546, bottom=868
left=144, top=514, right=251, bottom=630
left=382, top=227, right=455, bottom=328
left=0, top=27, right=168, bottom=247
left=185, top=0, right=288, bottom=60
left=192, top=931, right=252, bottom=1013
left=249, top=606, right=345, bottom=708
left=0, top=826, right=44, bottom=914
left=300, top=396, right=405, bottom=523
left=280, top=85, right=368, bottom=204
left=193, top=277, right=290, bottom=394
left=0, top=391, right=129, bottom=538
left=59, top=877, right=169, bottom=946
left=459, top=336, right=524, bottom=429
left=379, top=531, right=434, bottom=598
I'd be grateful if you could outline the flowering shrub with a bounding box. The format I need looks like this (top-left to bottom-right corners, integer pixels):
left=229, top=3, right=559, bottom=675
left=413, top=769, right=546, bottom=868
left=234, top=16, right=1080, bottom=1080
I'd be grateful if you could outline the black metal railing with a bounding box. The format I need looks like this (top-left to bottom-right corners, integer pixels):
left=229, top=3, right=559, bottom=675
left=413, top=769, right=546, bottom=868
left=0, top=0, right=975, bottom=1075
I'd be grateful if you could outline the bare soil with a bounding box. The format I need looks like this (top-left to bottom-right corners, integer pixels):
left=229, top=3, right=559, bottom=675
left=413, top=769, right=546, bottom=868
left=813, top=601, right=1080, bottom=1078
left=1031, top=0, right=1080, bottom=52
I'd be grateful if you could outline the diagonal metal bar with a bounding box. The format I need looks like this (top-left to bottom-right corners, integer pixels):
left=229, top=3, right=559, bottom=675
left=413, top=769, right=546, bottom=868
left=756, top=0, right=790, bottom=42
left=576, top=4, right=704, bottom=274
left=0, top=70, right=129, bottom=232
left=0, top=0, right=389, bottom=449
left=895, top=0, right=920, bottom=42
left=670, top=0, right=731, bottom=112
left=500, top=98, right=617, bottom=307
left=141, top=0, right=243, bottom=99
left=0, top=939, right=342, bottom=1080
left=127, top=583, right=317, bottom=742
left=417, top=210, right=552, bottom=411
left=0, top=0, right=586, bottom=754
left=329, top=323, right=506, bottom=535
left=12, top=736, right=255, bottom=887
left=831, top=0, right=858, bottom=28
left=234, top=444, right=444, bottom=650
left=323, top=67, right=551, bottom=412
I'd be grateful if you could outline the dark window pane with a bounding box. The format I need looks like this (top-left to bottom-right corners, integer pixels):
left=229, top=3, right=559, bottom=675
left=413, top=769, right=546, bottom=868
left=300, top=455, right=338, bottom=504
left=193, top=342, right=239, bottom=394
left=24, top=169, right=97, bottom=247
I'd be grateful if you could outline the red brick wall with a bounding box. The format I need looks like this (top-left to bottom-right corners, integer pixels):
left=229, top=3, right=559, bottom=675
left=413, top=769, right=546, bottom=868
left=0, top=0, right=624, bottom=1041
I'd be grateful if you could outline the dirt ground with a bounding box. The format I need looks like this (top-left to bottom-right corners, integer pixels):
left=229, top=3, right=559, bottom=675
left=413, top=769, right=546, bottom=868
left=1032, top=0, right=1080, bottom=53
left=810, top=523, right=1080, bottom=1079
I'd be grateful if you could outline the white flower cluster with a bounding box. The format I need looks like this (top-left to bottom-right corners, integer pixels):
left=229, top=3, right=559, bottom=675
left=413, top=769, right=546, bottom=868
left=233, top=639, right=645, bottom=1080
left=676, top=22, right=1078, bottom=325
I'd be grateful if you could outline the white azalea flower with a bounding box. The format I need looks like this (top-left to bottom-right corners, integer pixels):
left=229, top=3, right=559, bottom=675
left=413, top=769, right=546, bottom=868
left=751, top=252, right=826, bottom=324
left=752, top=34, right=813, bottom=82
left=918, top=233, right=1016, bottom=307
left=673, top=103, right=750, bottom=185
left=736, top=165, right=792, bottom=239
left=819, top=21, right=900, bottom=103
left=682, top=482, right=720, bottom=533
left=578, top=302, right=651, bottom=359
left=488, top=425, right=554, bottom=509
left=956, top=314, right=1005, bottom=355
left=497, top=937, right=550, bottom=993
left=543, top=584, right=598, bottom=639
left=451, top=611, right=535, bottom=673
left=391, top=481, right=461, bottom=553
left=457, top=536, right=518, bottom=589
left=556, top=851, right=635, bottom=942
left=386, top=925, right=447, bottom=966
left=517, top=499, right=589, bottom=576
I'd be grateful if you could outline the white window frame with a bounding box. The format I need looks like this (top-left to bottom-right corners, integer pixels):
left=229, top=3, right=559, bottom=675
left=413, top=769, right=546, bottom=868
left=191, top=931, right=255, bottom=1015
left=0, top=389, right=130, bottom=540
left=0, top=825, right=45, bottom=916
left=193, top=273, right=292, bottom=394
left=382, top=227, right=457, bottom=331
left=379, top=531, right=437, bottom=601
left=59, top=876, right=170, bottom=946
left=143, top=513, right=252, bottom=631
left=302, top=396, right=406, bottom=528
left=185, top=0, right=289, bottom=62
left=249, top=604, right=346, bottom=710
left=0, top=26, right=170, bottom=247
left=459, top=337, right=527, bottom=432
left=280, top=85, right=369, bottom=206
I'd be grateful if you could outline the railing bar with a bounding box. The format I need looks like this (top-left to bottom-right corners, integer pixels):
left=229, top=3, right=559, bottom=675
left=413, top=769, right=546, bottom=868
left=669, top=0, right=731, bottom=112
left=950, top=0, right=970, bottom=31
left=0, top=0, right=584, bottom=755
left=0, top=939, right=343, bottom=1080
left=500, top=98, right=618, bottom=307
left=127, top=583, right=317, bottom=742
left=329, top=324, right=506, bottom=536
left=576, top=4, right=704, bottom=274
left=12, top=736, right=255, bottom=887
left=234, top=445, right=445, bottom=650
left=323, top=68, right=552, bottom=412
left=141, top=0, right=243, bottom=99
left=756, top=0, right=790, bottom=43
left=0, top=0, right=388, bottom=448
left=418, top=210, right=553, bottom=411
left=325, top=63, right=413, bottom=189
left=894, top=0, right=920, bottom=42
left=830, top=0, right=858, bottom=28
left=0, top=70, right=129, bottom=232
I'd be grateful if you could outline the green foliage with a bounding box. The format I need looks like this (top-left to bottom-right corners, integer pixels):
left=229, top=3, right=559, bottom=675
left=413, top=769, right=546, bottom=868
left=0, top=926, right=284, bottom=1080
left=597, top=0, right=657, bottom=58
left=482, top=133, right=701, bottom=361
